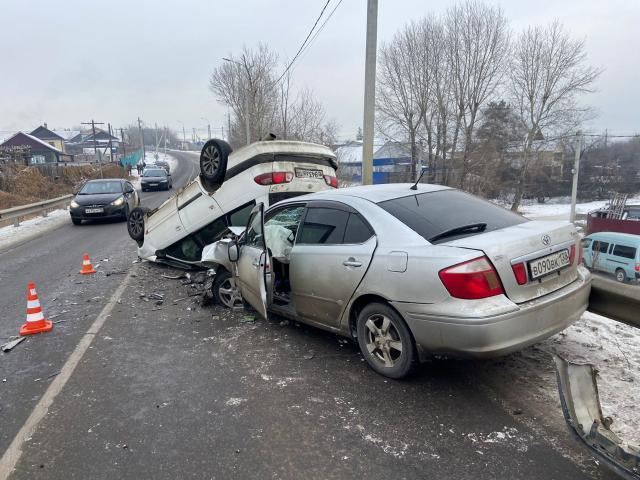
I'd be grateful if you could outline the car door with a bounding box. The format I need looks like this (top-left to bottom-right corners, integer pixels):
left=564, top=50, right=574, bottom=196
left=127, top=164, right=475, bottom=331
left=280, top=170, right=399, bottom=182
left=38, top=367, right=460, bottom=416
left=177, top=180, right=223, bottom=234
left=235, top=203, right=269, bottom=319
left=124, top=181, right=138, bottom=209
left=289, top=202, right=376, bottom=328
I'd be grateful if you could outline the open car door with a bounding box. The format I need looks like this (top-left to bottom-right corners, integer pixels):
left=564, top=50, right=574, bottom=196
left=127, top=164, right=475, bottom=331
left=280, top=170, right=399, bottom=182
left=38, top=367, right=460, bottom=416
left=235, top=203, right=269, bottom=320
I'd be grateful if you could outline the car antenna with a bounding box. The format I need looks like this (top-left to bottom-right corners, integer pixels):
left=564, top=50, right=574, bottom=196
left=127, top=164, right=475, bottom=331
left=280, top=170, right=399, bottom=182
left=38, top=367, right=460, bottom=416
left=410, top=167, right=427, bottom=190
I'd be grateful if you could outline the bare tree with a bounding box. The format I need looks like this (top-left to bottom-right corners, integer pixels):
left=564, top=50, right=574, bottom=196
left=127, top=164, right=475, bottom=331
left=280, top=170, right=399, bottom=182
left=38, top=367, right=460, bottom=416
left=210, top=45, right=339, bottom=148
left=445, top=1, right=510, bottom=189
left=376, top=21, right=429, bottom=179
left=209, top=44, right=279, bottom=147
left=509, top=21, right=601, bottom=210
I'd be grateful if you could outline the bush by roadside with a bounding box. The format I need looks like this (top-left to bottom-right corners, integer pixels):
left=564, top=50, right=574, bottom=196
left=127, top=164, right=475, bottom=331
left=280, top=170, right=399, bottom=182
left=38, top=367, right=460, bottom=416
left=0, top=163, right=132, bottom=210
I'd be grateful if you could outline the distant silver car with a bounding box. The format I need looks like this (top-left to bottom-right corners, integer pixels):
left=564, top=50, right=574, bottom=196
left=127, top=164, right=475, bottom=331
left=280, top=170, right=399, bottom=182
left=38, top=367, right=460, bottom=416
left=223, top=183, right=591, bottom=379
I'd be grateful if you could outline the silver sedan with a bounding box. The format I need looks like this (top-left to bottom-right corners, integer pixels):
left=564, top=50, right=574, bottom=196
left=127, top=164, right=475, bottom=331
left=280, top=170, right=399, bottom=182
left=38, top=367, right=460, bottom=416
left=223, top=183, right=591, bottom=379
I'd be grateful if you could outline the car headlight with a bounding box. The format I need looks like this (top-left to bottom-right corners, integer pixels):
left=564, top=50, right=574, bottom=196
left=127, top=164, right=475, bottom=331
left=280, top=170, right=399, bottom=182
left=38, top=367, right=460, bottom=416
left=70, top=200, right=80, bottom=208
left=110, top=196, right=125, bottom=206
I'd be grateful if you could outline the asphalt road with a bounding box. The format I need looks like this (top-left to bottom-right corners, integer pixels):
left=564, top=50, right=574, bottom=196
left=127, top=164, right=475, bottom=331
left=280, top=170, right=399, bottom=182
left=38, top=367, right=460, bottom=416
left=0, top=151, right=620, bottom=479
left=0, top=150, right=199, bottom=461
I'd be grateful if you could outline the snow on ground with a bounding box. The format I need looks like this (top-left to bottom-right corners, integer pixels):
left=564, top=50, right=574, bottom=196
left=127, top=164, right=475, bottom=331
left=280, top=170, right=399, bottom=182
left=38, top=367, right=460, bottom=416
left=513, top=311, right=640, bottom=446
left=144, top=151, right=178, bottom=174
left=508, top=195, right=640, bottom=219
left=0, top=208, right=69, bottom=250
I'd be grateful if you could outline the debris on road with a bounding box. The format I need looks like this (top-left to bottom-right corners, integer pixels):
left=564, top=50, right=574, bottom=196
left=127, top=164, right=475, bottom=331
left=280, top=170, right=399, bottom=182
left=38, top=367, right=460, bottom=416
left=1, top=337, right=26, bottom=352
left=554, top=355, right=640, bottom=479
left=240, top=315, right=256, bottom=324
left=162, top=273, right=187, bottom=280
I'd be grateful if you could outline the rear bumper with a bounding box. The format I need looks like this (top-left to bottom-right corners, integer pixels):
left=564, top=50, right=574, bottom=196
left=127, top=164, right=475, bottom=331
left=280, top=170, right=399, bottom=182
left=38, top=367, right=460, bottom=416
left=393, top=266, right=591, bottom=358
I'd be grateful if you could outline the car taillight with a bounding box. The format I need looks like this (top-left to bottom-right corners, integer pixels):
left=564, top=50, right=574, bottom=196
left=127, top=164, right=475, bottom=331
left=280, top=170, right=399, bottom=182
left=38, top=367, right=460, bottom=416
left=568, top=244, right=576, bottom=265
left=323, top=174, right=338, bottom=188
left=511, top=262, right=527, bottom=285
left=438, top=256, right=504, bottom=300
left=635, top=264, right=640, bottom=272
left=254, top=171, right=293, bottom=185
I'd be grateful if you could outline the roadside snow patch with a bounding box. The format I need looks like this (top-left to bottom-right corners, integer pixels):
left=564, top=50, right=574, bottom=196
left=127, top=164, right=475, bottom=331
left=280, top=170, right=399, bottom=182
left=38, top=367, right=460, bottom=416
left=225, top=397, right=247, bottom=407
left=517, top=311, right=640, bottom=446
left=0, top=208, right=69, bottom=250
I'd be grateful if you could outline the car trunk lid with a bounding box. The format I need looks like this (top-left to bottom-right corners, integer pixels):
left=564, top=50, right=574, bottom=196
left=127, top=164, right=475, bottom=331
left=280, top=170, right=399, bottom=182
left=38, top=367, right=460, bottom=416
left=442, top=221, right=580, bottom=304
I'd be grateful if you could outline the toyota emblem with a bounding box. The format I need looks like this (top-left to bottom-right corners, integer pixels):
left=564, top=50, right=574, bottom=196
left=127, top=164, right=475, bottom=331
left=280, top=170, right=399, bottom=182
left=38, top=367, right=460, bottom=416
left=542, top=234, right=551, bottom=246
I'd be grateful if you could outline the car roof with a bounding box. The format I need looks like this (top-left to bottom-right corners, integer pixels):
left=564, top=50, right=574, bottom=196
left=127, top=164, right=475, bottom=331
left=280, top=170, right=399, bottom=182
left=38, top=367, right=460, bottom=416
left=586, top=232, right=640, bottom=243
left=286, top=183, right=453, bottom=204
left=228, top=140, right=336, bottom=169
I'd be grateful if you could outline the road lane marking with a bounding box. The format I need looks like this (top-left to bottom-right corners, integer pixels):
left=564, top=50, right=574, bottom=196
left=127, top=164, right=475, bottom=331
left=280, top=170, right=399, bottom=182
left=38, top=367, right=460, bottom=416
left=0, top=270, right=133, bottom=479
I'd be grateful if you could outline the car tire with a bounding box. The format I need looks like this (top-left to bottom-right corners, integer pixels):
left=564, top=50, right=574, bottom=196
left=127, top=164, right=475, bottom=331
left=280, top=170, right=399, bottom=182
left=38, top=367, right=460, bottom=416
left=71, top=217, right=82, bottom=225
left=615, top=268, right=626, bottom=283
left=127, top=207, right=145, bottom=242
left=213, top=269, right=243, bottom=309
left=356, top=302, right=417, bottom=379
left=199, top=139, right=231, bottom=188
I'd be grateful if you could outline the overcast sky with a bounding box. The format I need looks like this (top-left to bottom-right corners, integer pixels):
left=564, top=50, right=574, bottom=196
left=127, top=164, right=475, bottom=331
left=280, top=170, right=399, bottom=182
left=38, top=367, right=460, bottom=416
left=1, top=0, right=638, bottom=140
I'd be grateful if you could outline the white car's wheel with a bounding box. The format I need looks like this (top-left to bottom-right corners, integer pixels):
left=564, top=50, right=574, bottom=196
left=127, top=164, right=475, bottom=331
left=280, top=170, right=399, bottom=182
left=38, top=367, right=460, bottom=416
left=200, top=139, right=231, bottom=185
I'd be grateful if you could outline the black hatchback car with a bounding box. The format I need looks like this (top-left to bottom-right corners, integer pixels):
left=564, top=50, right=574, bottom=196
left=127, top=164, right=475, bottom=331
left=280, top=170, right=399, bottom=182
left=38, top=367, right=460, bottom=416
left=70, top=179, right=140, bottom=225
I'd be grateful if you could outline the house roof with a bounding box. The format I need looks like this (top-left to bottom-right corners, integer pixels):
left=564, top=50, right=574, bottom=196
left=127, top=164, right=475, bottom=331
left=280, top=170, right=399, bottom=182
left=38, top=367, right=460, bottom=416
left=30, top=125, right=64, bottom=141
left=52, top=129, right=81, bottom=141
left=0, top=132, right=63, bottom=153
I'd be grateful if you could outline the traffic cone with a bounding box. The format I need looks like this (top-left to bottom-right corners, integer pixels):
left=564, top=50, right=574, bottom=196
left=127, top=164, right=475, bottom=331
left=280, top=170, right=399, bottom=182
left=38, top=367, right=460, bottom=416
left=80, top=252, right=97, bottom=274
left=20, top=282, right=53, bottom=336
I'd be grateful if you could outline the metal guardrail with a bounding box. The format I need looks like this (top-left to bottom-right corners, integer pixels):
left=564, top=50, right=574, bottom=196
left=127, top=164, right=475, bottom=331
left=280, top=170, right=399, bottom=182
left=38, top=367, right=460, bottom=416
left=588, top=275, right=640, bottom=329
left=0, top=194, right=73, bottom=227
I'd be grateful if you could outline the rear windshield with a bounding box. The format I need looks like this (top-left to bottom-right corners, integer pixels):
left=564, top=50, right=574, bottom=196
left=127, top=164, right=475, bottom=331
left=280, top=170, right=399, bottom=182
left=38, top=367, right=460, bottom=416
left=144, top=169, right=167, bottom=177
left=377, top=189, right=527, bottom=243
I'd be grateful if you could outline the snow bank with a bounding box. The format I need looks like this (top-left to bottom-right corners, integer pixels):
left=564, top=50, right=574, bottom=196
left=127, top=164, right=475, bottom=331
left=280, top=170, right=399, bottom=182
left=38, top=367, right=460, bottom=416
left=145, top=151, right=178, bottom=174
left=504, top=195, right=640, bottom=219
left=517, top=311, right=640, bottom=446
left=0, top=208, right=69, bottom=250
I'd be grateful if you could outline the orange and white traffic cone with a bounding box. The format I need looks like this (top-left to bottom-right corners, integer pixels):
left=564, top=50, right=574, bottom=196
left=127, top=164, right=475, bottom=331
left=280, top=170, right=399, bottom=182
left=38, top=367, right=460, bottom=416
left=80, top=252, right=97, bottom=274
left=20, top=282, right=53, bottom=336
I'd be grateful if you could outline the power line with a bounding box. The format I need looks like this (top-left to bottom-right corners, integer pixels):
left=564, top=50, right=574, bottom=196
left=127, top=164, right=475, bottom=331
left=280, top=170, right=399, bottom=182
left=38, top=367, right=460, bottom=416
left=291, top=0, right=345, bottom=73
left=273, top=0, right=332, bottom=86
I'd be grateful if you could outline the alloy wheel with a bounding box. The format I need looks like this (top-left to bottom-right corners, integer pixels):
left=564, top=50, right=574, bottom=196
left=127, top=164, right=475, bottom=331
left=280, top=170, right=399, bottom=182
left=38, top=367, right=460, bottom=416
left=201, top=145, right=220, bottom=176
left=218, top=277, right=243, bottom=309
left=128, top=210, right=144, bottom=238
left=364, top=314, right=403, bottom=368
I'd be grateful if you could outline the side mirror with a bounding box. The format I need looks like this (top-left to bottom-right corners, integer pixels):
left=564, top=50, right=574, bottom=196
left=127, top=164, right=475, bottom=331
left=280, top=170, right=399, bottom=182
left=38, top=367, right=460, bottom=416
left=228, top=243, right=239, bottom=262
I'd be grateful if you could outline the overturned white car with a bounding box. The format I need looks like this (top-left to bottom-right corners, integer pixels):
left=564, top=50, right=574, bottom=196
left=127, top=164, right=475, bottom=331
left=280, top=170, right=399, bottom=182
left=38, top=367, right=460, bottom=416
left=127, top=138, right=338, bottom=278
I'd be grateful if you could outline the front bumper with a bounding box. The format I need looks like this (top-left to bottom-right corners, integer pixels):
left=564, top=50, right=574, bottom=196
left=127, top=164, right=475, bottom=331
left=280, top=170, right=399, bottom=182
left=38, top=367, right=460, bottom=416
left=141, top=181, right=168, bottom=190
left=70, top=205, right=127, bottom=220
left=393, top=266, right=591, bottom=358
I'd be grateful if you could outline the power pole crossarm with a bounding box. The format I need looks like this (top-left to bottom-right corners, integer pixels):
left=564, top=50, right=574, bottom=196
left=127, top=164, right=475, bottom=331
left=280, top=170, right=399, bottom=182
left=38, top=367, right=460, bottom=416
left=361, top=0, right=378, bottom=186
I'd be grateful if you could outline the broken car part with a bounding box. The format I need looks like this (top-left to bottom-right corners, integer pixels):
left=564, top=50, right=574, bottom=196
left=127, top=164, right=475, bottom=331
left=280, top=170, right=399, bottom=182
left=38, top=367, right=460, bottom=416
left=554, top=355, right=639, bottom=479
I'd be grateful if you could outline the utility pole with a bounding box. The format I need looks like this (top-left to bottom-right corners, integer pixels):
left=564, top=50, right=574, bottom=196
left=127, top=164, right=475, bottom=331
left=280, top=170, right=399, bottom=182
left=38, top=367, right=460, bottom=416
left=138, top=117, right=146, bottom=163
left=570, top=132, right=582, bottom=224
left=107, top=123, right=114, bottom=162
left=164, top=126, right=168, bottom=155
left=81, top=119, right=105, bottom=177
left=120, top=128, right=126, bottom=158
left=227, top=110, right=231, bottom=142
left=155, top=123, right=159, bottom=153
left=223, top=57, right=252, bottom=145
left=361, top=0, right=378, bottom=185
left=193, top=127, right=197, bottom=143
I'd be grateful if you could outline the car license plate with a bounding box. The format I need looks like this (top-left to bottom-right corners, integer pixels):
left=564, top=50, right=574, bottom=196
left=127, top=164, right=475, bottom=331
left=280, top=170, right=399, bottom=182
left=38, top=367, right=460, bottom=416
left=295, top=168, right=324, bottom=179
left=85, top=208, right=104, bottom=214
left=528, top=249, right=570, bottom=279
left=150, top=183, right=158, bottom=187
